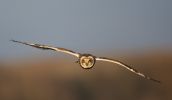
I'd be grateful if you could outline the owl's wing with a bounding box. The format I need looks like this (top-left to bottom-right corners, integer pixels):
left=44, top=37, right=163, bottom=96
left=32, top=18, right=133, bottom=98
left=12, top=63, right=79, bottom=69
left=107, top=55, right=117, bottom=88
left=96, top=57, right=160, bottom=83
left=11, top=40, right=80, bottom=58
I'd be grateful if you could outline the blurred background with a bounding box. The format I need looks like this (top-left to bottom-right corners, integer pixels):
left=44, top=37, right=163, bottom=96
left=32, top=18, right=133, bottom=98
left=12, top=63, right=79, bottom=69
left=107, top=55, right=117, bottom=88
left=0, top=0, right=172, bottom=100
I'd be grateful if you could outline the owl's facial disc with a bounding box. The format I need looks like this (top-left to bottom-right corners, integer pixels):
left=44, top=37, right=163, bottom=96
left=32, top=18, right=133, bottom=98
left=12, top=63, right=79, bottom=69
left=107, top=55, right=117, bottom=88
left=79, top=55, right=95, bottom=69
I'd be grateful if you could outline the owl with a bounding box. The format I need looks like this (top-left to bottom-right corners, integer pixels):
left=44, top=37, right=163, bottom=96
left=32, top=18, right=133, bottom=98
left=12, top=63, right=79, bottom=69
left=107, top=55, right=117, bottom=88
left=11, top=40, right=160, bottom=83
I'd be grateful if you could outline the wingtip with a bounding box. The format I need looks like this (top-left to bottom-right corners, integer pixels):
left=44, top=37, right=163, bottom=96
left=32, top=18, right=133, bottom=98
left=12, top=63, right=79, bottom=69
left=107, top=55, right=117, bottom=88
left=10, top=39, right=17, bottom=42
left=10, top=40, right=23, bottom=44
left=154, top=80, right=161, bottom=84
left=149, top=78, right=161, bottom=84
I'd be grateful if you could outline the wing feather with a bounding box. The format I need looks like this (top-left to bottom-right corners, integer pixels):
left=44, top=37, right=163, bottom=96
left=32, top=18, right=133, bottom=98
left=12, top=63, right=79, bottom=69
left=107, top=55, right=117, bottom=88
left=96, top=57, right=160, bottom=83
left=11, top=40, right=80, bottom=58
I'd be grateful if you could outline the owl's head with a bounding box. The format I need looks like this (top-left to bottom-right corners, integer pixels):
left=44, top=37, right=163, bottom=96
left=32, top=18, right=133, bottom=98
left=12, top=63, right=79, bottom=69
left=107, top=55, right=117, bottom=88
left=79, top=54, right=96, bottom=69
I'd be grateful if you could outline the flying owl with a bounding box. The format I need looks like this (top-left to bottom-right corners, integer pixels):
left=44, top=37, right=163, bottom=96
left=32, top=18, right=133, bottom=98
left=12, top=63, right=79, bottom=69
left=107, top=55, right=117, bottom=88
left=11, top=40, right=160, bottom=83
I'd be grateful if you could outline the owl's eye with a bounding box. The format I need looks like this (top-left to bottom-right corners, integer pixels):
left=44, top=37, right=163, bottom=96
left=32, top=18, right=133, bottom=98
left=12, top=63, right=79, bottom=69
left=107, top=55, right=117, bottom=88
left=81, top=59, right=85, bottom=62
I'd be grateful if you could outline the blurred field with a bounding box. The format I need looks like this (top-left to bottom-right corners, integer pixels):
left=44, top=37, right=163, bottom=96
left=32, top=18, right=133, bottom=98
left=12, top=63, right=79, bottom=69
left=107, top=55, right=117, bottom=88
left=0, top=50, right=172, bottom=100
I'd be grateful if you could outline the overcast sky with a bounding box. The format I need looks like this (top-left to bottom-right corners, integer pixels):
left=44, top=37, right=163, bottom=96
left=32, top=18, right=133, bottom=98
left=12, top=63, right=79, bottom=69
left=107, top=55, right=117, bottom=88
left=0, top=0, right=172, bottom=58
